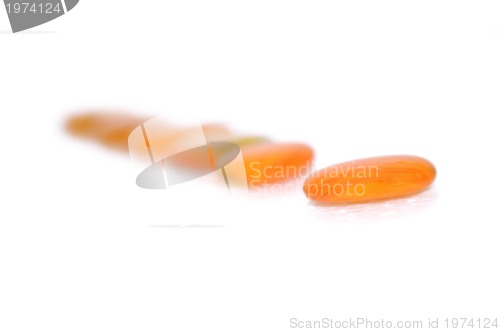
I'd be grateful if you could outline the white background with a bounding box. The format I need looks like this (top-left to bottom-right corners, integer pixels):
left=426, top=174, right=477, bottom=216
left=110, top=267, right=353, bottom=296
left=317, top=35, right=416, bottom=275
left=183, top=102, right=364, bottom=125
left=1, top=1, right=499, bottom=331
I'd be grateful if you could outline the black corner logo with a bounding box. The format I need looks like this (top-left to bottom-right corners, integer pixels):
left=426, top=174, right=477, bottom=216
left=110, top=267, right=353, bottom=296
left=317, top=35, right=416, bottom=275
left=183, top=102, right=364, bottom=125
left=3, top=0, right=79, bottom=33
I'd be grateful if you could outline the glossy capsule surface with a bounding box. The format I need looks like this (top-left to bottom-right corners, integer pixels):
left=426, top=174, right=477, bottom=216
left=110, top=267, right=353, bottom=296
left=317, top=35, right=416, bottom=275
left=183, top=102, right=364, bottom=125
left=303, top=155, right=436, bottom=203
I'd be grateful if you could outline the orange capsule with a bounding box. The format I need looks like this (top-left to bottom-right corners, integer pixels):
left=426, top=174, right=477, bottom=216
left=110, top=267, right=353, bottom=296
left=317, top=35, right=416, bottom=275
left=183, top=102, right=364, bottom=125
left=303, top=155, right=436, bottom=203
left=66, top=112, right=234, bottom=154
left=66, top=112, right=148, bottom=151
left=243, top=143, right=314, bottom=187
left=66, top=112, right=315, bottom=187
left=167, top=136, right=269, bottom=170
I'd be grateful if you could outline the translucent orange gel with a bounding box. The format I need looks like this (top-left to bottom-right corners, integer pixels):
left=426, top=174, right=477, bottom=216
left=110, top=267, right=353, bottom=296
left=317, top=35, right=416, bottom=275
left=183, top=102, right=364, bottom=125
left=242, top=143, right=314, bottom=187
left=303, top=155, right=436, bottom=203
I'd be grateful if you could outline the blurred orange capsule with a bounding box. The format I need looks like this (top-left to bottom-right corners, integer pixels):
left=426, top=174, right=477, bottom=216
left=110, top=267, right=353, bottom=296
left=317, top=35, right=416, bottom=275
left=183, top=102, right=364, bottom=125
left=66, top=112, right=233, bottom=154
left=66, top=112, right=316, bottom=188
left=167, top=136, right=269, bottom=171
left=303, top=155, right=436, bottom=203
left=66, top=112, right=148, bottom=151
left=243, top=143, right=314, bottom=187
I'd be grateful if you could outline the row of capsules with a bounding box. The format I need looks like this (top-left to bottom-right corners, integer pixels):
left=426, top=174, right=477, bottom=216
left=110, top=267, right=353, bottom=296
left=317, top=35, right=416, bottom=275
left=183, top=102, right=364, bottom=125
left=66, top=112, right=436, bottom=203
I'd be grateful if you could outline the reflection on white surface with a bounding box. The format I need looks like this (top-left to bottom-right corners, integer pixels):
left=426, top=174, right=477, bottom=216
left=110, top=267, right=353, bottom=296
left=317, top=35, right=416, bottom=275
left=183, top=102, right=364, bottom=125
left=308, top=188, right=438, bottom=222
